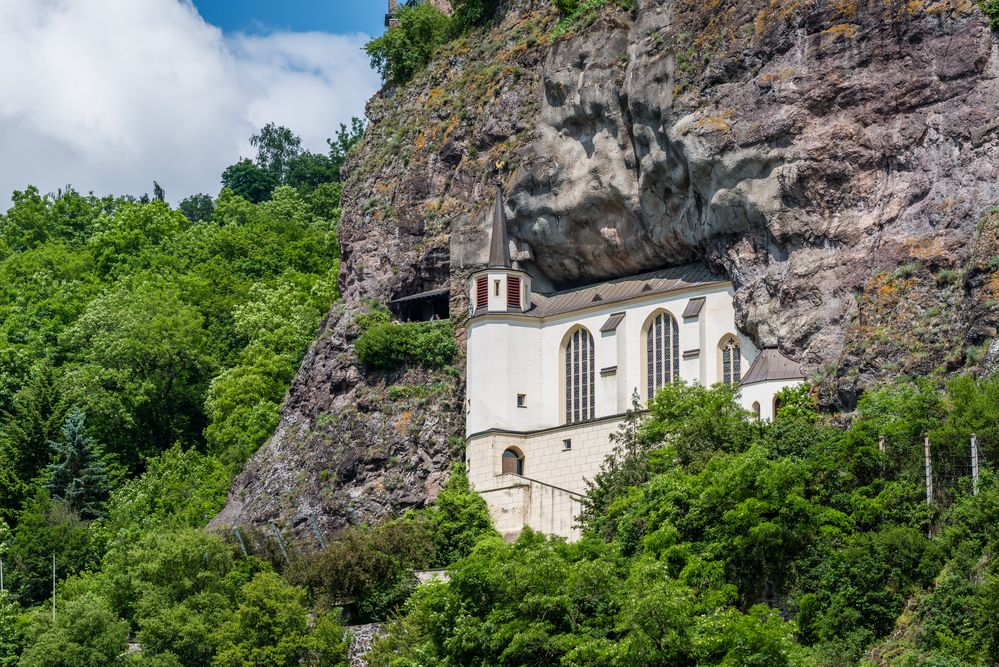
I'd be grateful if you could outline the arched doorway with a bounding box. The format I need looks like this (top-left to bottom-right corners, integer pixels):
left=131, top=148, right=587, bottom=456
left=502, top=448, right=524, bottom=475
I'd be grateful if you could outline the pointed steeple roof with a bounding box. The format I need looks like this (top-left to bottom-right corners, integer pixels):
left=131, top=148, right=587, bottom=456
left=488, top=182, right=511, bottom=268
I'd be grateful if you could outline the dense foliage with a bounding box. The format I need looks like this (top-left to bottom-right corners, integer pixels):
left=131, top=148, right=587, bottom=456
left=355, top=306, right=457, bottom=370
left=286, top=465, right=495, bottom=624
left=367, top=379, right=999, bottom=666
left=0, top=121, right=364, bottom=664
left=366, top=0, right=502, bottom=85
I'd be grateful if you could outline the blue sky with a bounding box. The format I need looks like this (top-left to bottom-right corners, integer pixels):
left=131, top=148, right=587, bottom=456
left=192, top=0, right=386, bottom=37
left=0, top=0, right=383, bottom=203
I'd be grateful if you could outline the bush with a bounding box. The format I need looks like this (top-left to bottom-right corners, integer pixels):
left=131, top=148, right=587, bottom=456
left=356, top=320, right=456, bottom=370
left=418, top=464, right=496, bottom=568
left=18, top=593, right=129, bottom=667
left=365, top=4, right=451, bottom=85
left=287, top=521, right=433, bottom=623
left=213, top=572, right=348, bottom=667
left=450, top=0, right=499, bottom=34
left=980, top=0, right=999, bottom=30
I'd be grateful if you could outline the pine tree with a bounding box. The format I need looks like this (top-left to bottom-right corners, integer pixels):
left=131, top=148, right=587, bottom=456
left=45, top=408, right=111, bottom=520
left=0, top=364, right=63, bottom=521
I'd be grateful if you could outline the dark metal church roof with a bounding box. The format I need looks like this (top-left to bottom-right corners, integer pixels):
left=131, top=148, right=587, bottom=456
left=528, top=264, right=725, bottom=318
left=739, top=348, right=805, bottom=386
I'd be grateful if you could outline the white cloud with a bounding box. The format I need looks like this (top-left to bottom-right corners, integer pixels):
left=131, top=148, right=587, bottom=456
left=0, top=0, right=380, bottom=204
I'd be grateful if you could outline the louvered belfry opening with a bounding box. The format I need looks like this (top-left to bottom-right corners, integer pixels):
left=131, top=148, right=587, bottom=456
left=564, top=328, right=595, bottom=424
left=506, top=275, right=521, bottom=310
left=646, top=312, right=680, bottom=401
left=475, top=276, right=488, bottom=309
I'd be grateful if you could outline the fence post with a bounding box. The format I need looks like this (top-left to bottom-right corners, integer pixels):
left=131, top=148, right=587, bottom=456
left=924, top=436, right=933, bottom=505
left=971, top=433, right=980, bottom=496
left=232, top=526, right=248, bottom=557
left=270, top=522, right=289, bottom=564
left=51, top=553, right=56, bottom=622
left=309, top=515, right=327, bottom=550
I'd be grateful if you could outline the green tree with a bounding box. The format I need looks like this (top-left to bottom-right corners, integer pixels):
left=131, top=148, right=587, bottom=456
left=178, top=194, right=215, bottom=223
left=250, top=123, right=302, bottom=181
left=326, top=118, right=365, bottom=176
left=0, top=364, right=64, bottom=521
left=420, top=464, right=495, bottom=567
left=18, top=593, right=129, bottom=667
left=213, top=572, right=348, bottom=667
left=8, top=492, right=99, bottom=604
left=63, top=282, right=214, bottom=464
left=450, top=0, right=498, bottom=34
left=0, top=591, right=19, bottom=667
left=45, top=408, right=112, bottom=520
left=102, top=445, right=230, bottom=548
left=284, top=152, right=337, bottom=193
left=365, top=3, right=451, bottom=85
left=220, top=160, right=279, bottom=204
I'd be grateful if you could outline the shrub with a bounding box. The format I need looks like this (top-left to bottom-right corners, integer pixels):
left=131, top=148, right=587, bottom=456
left=356, top=320, right=456, bottom=370
left=365, top=4, right=451, bottom=85
left=450, top=0, right=499, bottom=34
left=418, top=464, right=496, bottom=568
left=18, top=593, right=129, bottom=667
left=286, top=522, right=433, bottom=623
left=980, top=0, right=999, bottom=30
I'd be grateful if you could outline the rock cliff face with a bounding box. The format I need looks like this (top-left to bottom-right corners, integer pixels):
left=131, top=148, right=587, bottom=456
left=213, top=0, right=999, bottom=540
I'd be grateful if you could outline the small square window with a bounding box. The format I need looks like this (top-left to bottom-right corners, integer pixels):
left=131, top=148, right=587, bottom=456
left=516, top=394, right=526, bottom=408
left=562, top=439, right=572, bottom=451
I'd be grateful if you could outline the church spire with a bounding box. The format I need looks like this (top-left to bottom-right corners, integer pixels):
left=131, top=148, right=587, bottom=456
left=488, top=181, right=511, bottom=269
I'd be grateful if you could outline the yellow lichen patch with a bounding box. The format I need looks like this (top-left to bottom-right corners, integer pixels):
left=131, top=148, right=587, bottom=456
left=393, top=410, right=413, bottom=436
left=835, top=0, right=858, bottom=17
left=760, top=66, right=796, bottom=83
left=695, top=109, right=734, bottom=132
left=989, top=272, right=999, bottom=300
left=923, top=0, right=976, bottom=13
left=822, top=23, right=858, bottom=42
left=427, top=87, right=445, bottom=108
left=899, top=235, right=952, bottom=262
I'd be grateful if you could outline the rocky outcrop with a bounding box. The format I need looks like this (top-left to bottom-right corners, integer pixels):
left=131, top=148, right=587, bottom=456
left=214, top=0, right=999, bottom=539
left=509, top=0, right=998, bottom=376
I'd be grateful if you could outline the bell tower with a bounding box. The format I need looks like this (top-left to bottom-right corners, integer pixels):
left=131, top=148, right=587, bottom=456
left=469, top=183, right=531, bottom=316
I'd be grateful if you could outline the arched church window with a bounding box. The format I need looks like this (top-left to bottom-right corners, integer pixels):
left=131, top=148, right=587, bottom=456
left=720, top=336, right=741, bottom=386
left=774, top=396, right=783, bottom=420
left=645, top=311, right=679, bottom=401
left=502, top=448, right=524, bottom=475
left=564, top=327, right=595, bottom=423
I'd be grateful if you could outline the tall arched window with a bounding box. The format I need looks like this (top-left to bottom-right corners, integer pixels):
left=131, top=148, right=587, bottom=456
left=645, top=311, right=679, bottom=401
left=564, top=327, right=595, bottom=423
left=720, top=336, right=741, bottom=386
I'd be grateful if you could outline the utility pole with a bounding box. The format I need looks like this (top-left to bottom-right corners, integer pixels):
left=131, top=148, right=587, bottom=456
left=924, top=436, right=933, bottom=505
left=971, top=433, right=980, bottom=496
left=52, top=553, right=56, bottom=622
left=1, top=557, right=4, bottom=593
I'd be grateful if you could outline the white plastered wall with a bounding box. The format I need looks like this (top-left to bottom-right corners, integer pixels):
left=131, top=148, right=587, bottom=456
left=464, top=279, right=802, bottom=540
left=738, top=379, right=803, bottom=421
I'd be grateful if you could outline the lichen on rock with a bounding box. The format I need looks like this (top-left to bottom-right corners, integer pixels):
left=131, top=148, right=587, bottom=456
left=213, top=0, right=999, bottom=539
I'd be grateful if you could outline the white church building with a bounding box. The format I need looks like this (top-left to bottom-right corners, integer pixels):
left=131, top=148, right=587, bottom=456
left=464, top=185, right=804, bottom=539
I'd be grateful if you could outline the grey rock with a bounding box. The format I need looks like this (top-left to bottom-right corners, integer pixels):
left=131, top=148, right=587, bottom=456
left=214, top=0, right=999, bottom=538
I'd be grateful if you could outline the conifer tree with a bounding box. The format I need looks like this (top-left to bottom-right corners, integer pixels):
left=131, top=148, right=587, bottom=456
left=45, top=408, right=111, bottom=520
